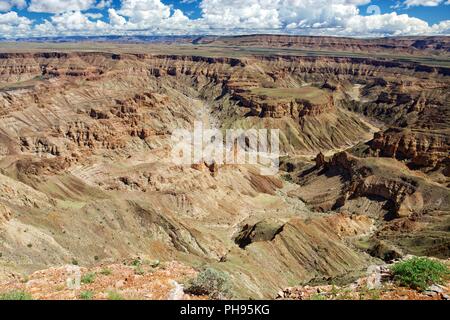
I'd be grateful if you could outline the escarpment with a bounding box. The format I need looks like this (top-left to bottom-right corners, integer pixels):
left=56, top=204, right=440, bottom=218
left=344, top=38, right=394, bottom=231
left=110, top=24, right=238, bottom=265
left=194, top=35, right=450, bottom=57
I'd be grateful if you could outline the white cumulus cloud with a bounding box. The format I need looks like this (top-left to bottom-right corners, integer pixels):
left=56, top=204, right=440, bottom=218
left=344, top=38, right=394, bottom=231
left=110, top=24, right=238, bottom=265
left=198, top=0, right=281, bottom=30
left=342, top=12, right=433, bottom=36
left=0, top=0, right=27, bottom=12
left=96, top=0, right=112, bottom=9
left=0, top=11, right=31, bottom=37
left=404, top=0, right=444, bottom=7
left=29, top=0, right=97, bottom=13
left=113, top=0, right=192, bottom=32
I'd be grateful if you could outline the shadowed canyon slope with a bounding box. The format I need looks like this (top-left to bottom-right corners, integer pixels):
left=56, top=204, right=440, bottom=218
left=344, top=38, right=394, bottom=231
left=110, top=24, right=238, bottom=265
left=0, top=40, right=449, bottom=298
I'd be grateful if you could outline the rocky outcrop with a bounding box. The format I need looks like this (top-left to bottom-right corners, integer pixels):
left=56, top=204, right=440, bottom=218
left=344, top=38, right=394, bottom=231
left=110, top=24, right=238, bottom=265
left=315, top=152, right=326, bottom=168
left=234, top=218, right=285, bottom=248
left=368, top=240, right=404, bottom=262
left=0, top=203, right=12, bottom=226
left=367, top=128, right=450, bottom=174
left=233, top=91, right=334, bottom=119
left=327, top=152, right=427, bottom=218
left=295, top=152, right=449, bottom=219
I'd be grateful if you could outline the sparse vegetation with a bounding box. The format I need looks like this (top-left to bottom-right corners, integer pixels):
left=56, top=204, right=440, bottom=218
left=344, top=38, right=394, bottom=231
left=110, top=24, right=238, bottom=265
left=81, top=272, right=96, bottom=284
left=55, top=285, right=65, bottom=291
left=130, top=259, right=141, bottom=267
left=329, top=285, right=353, bottom=300
left=359, top=289, right=381, bottom=300
left=80, top=290, right=94, bottom=300
left=99, top=268, right=112, bottom=276
left=391, top=257, right=449, bottom=290
left=107, top=291, right=124, bottom=300
left=0, top=291, right=32, bottom=300
left=185, top=268, right=232, bottom=300
left=134, top=265, right=145, bottom=275
left=310, top=293, right=327, bottom=300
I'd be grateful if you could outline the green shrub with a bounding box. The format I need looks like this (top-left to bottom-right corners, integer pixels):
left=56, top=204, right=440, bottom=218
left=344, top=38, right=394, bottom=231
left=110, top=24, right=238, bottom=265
left=81, top=273, right=96, bottom=284
left=0, top=291, right=32, bottom=300
left=99, top=268, right=112, bottom=276
left=134, top=265, right=145, bottom=275
left=79, top=291, right=94, bottom=300
left=130, top=259, right=141, bottom=267
left=185, top=268, right=232, bottom=300
left=391, top=257, right=449, bottom=290
left=310, top=293, right=327, bottom=300
left=107, top=291, right=124, bottom=300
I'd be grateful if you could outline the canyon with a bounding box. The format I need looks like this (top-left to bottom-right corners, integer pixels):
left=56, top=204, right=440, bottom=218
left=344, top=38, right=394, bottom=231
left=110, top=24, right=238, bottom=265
left=0, top=37, right=448, bottom=299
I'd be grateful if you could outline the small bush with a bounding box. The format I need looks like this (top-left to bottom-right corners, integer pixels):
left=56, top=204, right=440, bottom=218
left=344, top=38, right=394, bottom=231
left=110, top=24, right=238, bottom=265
left=391, top=257, right=449, bottom=290
left=79, top=291, right=94, bottom=300
left=134, top=265, right=145, bottom=275
left=130, top=258, right=141, bottom=267
left=310, top=293, right=327, bottom=300
left=185, top=268, right=232, bottom=300
left=99, top=268, right=112, bottom=276
left=81, top=273, right=96, bottom=284
left=0, top=291, right=32, bottom=300
left=107, top=291, right=124, bottom=300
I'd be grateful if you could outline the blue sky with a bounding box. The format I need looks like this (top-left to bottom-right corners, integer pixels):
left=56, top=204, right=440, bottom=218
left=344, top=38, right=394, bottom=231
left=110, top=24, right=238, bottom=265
left=0, top=0, right=449, bottom=38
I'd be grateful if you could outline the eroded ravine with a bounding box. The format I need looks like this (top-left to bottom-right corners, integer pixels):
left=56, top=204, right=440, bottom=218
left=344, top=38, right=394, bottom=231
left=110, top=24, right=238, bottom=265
left=0, top=50, right=448, bottom=298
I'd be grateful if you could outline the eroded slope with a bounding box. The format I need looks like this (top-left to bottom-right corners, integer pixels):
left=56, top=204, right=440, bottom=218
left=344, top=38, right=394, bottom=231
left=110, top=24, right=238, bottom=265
left=0, top=49, right=448, bottom=298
